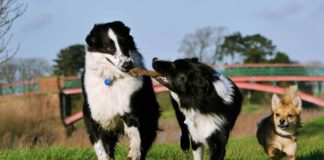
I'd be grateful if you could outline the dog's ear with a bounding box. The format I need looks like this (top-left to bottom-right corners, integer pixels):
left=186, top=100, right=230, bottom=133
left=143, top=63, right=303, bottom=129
left=292, top=96, right=302, bottom=113
left=194, top=77, right=210, bottom=93
left=113, top=21, right=131, bottom=35
left=190, top=57, right=199, bottom=63
left=272, top=94, right=280, bottom=110
left=85, top=34, right=96, bottom=46
left=124, top=26, right=131, bottom=35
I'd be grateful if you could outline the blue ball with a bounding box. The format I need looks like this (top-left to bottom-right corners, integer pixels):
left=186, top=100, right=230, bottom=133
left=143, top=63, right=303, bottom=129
left=104, top=79, right=112, bottom=85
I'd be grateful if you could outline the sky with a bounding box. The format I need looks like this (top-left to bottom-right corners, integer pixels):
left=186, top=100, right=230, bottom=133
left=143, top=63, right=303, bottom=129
left=7, top=0, right=324, bottom=67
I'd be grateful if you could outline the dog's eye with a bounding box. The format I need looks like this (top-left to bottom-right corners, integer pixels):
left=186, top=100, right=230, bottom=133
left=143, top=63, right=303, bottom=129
left=287, top=114, right=293, bottom=118
left=275, top=113, right=280, bottom=117
left=106, top=46, right=115, bottom=52
left=177, top=75, right=187, bottom=82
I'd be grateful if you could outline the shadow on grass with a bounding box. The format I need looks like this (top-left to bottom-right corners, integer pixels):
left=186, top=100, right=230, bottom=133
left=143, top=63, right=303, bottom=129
left=299, top=150, right=324, bottom=160
left=298, top=116, right=324, bottom=137
left=299, top=122, right=324, bottom=137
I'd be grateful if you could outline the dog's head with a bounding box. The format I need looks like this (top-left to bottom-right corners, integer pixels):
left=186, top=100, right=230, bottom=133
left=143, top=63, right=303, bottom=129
left=271, top=86, right=302, bottom=129
left=85, top=21, right=136, bottom=72
left=152, top=57, right=215, bottom=95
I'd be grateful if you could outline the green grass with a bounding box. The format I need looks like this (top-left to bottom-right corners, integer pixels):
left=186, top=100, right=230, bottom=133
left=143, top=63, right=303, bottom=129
left=1, top=117, right=323, bottom=160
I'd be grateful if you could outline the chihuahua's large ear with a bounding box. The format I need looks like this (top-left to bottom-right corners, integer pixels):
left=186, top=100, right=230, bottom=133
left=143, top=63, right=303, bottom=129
left=292, top=96, right=302, bottom=113
left=272, top=94, right=280, bottom=110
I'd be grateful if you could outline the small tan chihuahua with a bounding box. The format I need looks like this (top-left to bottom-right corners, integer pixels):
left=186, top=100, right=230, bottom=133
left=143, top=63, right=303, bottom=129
left=257, top=86, right=302, bottom=160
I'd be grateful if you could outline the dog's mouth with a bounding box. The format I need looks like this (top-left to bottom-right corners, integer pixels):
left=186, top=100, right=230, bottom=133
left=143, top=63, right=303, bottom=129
left=277, top=124, right=289, bottom=129
left=155, top=75, right=169, bottom=86
left=105, top=58, right=131, bottom=72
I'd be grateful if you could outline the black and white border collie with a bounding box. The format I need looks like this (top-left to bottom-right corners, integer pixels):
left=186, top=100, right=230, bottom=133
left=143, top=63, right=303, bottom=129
left=152, top=58, right=242, bottom=160
left=82, top=21, right=160, bottom=160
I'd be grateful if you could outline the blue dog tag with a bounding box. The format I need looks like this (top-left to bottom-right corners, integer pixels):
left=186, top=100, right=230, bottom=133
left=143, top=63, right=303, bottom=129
left=104, top=79, right=112, bottom=86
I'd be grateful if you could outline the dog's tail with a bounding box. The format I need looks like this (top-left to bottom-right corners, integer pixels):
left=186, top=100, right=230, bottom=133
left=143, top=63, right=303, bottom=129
left=282, top=85, right=298, bottom=104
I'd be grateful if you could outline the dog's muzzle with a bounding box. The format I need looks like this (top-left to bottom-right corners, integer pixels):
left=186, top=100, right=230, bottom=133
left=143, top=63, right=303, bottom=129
left=121, top=61, right=134, bottom=72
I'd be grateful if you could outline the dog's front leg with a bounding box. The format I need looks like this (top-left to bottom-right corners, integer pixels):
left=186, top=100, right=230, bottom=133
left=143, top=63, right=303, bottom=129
left=192, top=140, right=203, bottom=160
left=267, top=145, right=282, bottom=160
left=287, top=155, right=296, bottom=160
left=171, top=96, right=190, bottom=151
left=207, top=132, right=227, bottom=160
left=123, top=116, right=141, bottom=160
left=284, top=142, right=297, bottom=160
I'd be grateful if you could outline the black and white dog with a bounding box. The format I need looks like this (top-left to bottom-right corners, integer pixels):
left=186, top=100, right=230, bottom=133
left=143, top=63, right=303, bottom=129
left=82, top=21, right=160, bottom=160
left=152, top=58, right=242, bottom=160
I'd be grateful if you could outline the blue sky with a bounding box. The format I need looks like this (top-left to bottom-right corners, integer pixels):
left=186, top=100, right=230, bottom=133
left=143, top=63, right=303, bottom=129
left=8, top=0, right=324, bottom=67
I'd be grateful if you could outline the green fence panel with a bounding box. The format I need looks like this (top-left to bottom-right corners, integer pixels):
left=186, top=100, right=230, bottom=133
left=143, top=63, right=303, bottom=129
left=223, top=67, right=324, bottom=77
left=64, top=79, right=82, bottom=89
left=0, top=83, right=39, bottom=96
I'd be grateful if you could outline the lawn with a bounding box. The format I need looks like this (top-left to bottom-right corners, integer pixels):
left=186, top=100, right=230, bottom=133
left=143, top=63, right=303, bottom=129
left=1, top=116, right=323, bottom=160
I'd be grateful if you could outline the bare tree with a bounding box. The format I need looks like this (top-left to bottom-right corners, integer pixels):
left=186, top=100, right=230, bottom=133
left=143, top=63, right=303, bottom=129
left=0, top=59, right=17, bottom=84
left=16, top=58, right=52, bottom=82
left=0, top=58, right=52, bottom=84
left=0, top=59, right=17, bottom=92
left=211, top=27, right=227, bottom=64
left=178, top=26, right=227, bottom=64
left=0, top=0, right=27, bottom=63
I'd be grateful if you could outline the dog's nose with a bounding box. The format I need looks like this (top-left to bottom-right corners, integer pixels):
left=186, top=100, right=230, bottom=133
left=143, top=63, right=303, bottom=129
left=122, top=61, right=134, bottom=71
left=153, top=57, right=158, bottom=63
left=279, top=119, right=285, bottom=124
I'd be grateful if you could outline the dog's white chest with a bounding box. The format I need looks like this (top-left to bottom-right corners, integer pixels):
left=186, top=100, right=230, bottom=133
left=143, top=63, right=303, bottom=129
left=171, top=92, right=225, bottom=143
left=85, top=70, right=143, bottom=129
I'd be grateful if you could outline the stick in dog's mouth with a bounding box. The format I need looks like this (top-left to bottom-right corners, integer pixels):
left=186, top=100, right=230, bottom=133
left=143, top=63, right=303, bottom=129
left=129, top=67, right=160, bottom=77
left=128, top=67, right=169, bottom=84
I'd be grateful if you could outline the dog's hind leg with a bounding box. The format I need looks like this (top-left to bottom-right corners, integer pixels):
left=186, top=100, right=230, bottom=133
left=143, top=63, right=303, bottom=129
left=192, top=140, right=203, bottom=160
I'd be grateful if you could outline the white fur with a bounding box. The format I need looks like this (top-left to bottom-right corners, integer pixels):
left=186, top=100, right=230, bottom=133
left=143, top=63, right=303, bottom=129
left=84, top=35, right=144, bottom=129
left=171, top=92, right=226, bottom=144
left=213, top=75, right=234, bottom=104
left=193, top=145, right=204, bottom=160
left=170, top=92, right=180, bottom=105
left=124, top=123, right=141, bottom=160
left=107, top=29, right=133, bottom=70
left=94, top=140, right=110, bottom=160
left=275, top=125, right=296, bottom=137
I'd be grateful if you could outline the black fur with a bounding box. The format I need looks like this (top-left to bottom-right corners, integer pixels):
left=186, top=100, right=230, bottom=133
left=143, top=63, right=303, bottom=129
left=82, top=21, right=160, bottom=160
left=152, top=58, right=242, bottom=160
left=86, top=21, right=136, bottom=56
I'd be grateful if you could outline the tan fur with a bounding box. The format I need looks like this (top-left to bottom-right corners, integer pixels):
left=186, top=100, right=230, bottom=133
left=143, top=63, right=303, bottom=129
left=257, top=86, right=302, bottom=160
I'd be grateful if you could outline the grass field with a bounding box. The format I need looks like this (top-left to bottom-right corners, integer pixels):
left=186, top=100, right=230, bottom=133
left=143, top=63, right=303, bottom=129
left=1, top=116, right=323, bottom=160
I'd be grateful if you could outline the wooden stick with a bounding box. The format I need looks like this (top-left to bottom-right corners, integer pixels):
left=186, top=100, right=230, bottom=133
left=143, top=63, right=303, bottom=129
left=129, top=67, right=160, bottom=77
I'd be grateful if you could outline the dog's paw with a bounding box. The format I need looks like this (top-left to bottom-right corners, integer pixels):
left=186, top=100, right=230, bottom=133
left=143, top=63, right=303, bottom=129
left=180, top=134, right=190, bottom=151
left=127, top=147, right=141, bottom=160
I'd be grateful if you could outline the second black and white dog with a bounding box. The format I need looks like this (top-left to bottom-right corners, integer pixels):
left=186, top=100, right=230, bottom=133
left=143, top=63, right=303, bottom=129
left=82, top=21, right=160, bottom=160
left=152, top=58, right=242, bottom=160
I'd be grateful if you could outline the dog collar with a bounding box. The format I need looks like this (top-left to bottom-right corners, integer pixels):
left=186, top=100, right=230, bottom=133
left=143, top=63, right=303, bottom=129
left=104, top=79, right=112, bottom=86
